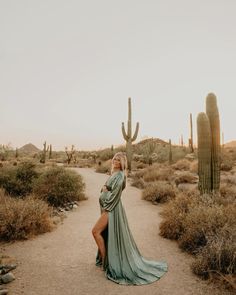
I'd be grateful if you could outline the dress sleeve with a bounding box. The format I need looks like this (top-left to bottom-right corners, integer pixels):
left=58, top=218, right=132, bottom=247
left=102, top=172, right=124, bottom=212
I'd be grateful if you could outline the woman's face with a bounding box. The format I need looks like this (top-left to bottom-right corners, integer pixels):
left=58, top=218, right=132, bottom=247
left=113, top=156, right=121, bottom=170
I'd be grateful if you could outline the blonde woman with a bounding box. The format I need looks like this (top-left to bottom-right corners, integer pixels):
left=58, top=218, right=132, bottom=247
left=92, top=152, right=168, bottom=285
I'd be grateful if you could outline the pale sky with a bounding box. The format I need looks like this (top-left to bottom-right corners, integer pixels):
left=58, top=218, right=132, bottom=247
left=0, top=0, right=235, bottom=151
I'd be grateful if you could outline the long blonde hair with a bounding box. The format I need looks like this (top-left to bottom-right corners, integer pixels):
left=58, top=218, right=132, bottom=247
left=111, top=152, right=128, bottom=177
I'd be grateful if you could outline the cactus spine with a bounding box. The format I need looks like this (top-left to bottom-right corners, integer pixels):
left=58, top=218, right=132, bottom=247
left=197, top=93, right=221, bottom=194
left=122, top=97, right=139, bottom=171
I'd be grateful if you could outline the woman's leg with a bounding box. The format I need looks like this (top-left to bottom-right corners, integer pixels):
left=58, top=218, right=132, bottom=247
left=92, top=211, right=109, bottom=268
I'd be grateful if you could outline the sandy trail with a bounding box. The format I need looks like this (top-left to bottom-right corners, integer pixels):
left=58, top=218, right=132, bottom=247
left=1, top=168, right=230, bottom=295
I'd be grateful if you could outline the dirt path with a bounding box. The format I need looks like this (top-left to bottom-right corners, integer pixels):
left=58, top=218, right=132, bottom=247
left=1, top=168, right=230, bottom=295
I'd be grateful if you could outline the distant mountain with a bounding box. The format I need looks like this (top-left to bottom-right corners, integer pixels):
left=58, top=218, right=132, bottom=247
left=225, top=141, right=236, bottom=148
left=19, top=143, right=41, bottom=154
left=135, top=137, right=168, bottom=147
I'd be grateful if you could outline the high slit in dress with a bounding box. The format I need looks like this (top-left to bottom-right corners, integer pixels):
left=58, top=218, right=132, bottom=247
left=95, top=170, right=168, bottom=285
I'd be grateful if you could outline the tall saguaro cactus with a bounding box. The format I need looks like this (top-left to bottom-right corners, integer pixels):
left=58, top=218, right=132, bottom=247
left=197, top=93, right=221, bottom=194
left=197, top=113, right=212, bottom=194
left=40, top=141, right=49, bottom=164
left=189, top=113, right=194, bottom=153
left=122, top=97, right=139, bottom=171
left=206, top=93, right=220, bottom=191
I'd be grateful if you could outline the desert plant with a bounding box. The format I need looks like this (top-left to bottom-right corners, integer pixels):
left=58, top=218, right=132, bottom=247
left=0, top=161, right=38, bottom=197
left=197, top=93, right=221, bottom=194
left=122, top=97, right=139, bottom=171
left=172, top=159, right=191, bottom=170
left=40, top=141, right=49, bottom=164
left=0, top=190, right=54, bottom=241
left=189, top=113, right=194, bottom=153
left=142, top=181, right=176, bottom=203
left=191, top=225, right=236, bottom=291
left=33, top=166, right=86, bottom=207
left=159, top=192, right=199, bottom=240
left=174, top=172, right=198, bottom=186
left=65, top=145, right=76, bottom=164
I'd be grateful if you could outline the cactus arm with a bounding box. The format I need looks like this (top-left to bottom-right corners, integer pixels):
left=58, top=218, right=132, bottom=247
left=122, top=122, right=129, bottom=141
left=132, top=122, right=139, bottom=142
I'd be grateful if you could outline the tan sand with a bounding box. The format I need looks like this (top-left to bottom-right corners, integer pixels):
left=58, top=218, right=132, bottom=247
left=0, top=168, right=231, bottom=295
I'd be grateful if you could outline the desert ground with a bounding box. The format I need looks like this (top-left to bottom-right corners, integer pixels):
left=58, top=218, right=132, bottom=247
left=1, top=167, right=231, bottom=295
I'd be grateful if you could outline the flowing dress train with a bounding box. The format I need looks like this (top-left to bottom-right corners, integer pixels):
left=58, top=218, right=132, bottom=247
left=95, top=171, right=168, bottom=285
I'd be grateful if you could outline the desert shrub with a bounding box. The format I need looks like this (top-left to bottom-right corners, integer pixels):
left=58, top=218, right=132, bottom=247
left=190, top=160, right=198, bottom=173
left=33, top=167, right=86, bottom=207
left=221, top=174, right=236, bottom=186
left=135, top=162, right=148, bottom=169
left=220, top=184, right=236, bottom=203
left=159, top=192, right=199, bottom=239
left=142, top=181, right=176, bottom=203
left=172, top=159, right=191, bottom=171
left=191, top=225, right=236, bottom=279
left=221, top=160, right=233, bottom=171
left=0, top=161, right=38, bottom=197
left=174, top=172, right=198, bottom=186
left=132, top=168, right=149, bottom=179
left=97, top=148, right=114, bottom=161
left=95, top=160, right=111, bottom=174
left=179, top=203, right=236, bottom=254
left=0, top=190, right=54, bottom=241
left=143, top=167, right=173, bottom=182
left=130, top=176, right=146, bottom=189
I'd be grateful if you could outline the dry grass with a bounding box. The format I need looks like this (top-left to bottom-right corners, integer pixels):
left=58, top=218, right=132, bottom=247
left=174, top=171, right=198, bottom=186
left=191, top=225, right=236, bottom=291
left=0, top=190, right=54, bottom=241
left=130, top=176, right=146, bottom=189
left=179, top=204, right=235, bottom=254
left=142, top=181, right=176, bottom=204
left=159, top=190, right=236, bottom=291
left=159, top=192, right=199, bottom=239
left=172, top=159, right=191, bottom=170
left=143, top=167, right=173, bottom=182
left=190, top=160, right=198, bottom=173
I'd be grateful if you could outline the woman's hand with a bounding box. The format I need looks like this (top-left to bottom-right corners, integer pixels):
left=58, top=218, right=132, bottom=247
left=102, top=185, right=108, bottom=192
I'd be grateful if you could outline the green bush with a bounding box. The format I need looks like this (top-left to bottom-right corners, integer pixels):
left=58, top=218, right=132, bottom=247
left=0, top=161, right=38, bottom=197
left=33, top=167, right=86, bottom=207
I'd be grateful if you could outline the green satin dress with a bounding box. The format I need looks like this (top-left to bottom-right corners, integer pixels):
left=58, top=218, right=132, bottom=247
left=95, top=170, right=168, bottom=285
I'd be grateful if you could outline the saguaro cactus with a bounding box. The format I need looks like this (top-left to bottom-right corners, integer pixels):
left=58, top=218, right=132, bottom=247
left=189, top=113, right=194, bottom=153
left=40, top=141, right=49, bottom=163
left=122, top=97, right=139, bottom=171
left=49, top=144, right=52, bottom=159
left=197, top=93, right=221, bottom=194
left=206, top=93, right=220, bottom=191
left=197, top=113, right=212, bottom=194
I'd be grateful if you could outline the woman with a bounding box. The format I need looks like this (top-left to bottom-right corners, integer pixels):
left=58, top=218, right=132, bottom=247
left=92, top=152, right=168, bottom=285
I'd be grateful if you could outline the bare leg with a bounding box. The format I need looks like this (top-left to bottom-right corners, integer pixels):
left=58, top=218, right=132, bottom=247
left=92, top=211, right=109, bottom=269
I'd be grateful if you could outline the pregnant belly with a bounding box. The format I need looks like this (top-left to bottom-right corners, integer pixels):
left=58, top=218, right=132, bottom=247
left=99, top=191, right=109, bottom=206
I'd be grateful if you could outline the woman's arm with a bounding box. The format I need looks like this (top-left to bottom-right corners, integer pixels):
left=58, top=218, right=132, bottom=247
left=102, top=172, right=125, bottom=212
